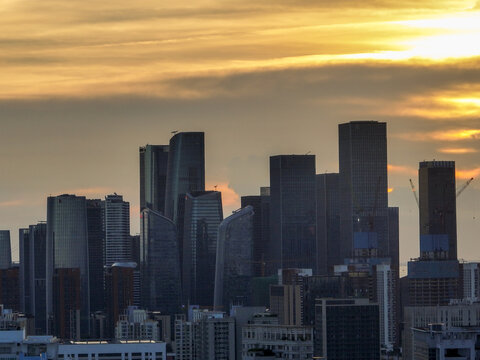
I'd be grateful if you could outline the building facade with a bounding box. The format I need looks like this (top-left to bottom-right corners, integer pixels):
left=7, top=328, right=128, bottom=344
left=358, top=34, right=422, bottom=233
left=104, top=194, right=130, bottom=266
left=139, top=144, right=169, bottom=213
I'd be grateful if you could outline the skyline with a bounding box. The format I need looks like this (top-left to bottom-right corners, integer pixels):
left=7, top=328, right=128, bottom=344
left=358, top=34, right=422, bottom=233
left=1, top=0, right=480, bottom=264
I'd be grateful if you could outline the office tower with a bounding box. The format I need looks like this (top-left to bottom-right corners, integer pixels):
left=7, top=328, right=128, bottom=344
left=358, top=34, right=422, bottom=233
left=164, top=132, right=205, bottom=223
left=20, top=223, right=48, bottom=334
left=19, top=228, right=31, bottom=315
left=183, top=191, right=222, bottom=306
left=419, top=161, right=457, bottom=260
left=0, top=266, right=19, bottom=312
left=338, top=121, right=389, bottom=261
left=46, top=194, right=89, bottom=338
left=316, top=173, right=340, bottom=275
left=86, top=199, right=105, bottom=313
left=0, top=231, right=12, bottom=269
left=129, top=235, right=141, bottom=306
left=388, top=207, right=400, bottom=272
left=105, top=263, right=135, bottom=337
left=269, top=155, right=316, bottom=272
left=241, top=187, right=271, bottom=277
left=104, top=194, right=130, bottom=266
left=314, top=298, right=380, bottom=360
left=214, top=206, right=254, bottom=311
left=139, top=145, right=169, bottom=213
left=140, top=208, right=181, bottom=315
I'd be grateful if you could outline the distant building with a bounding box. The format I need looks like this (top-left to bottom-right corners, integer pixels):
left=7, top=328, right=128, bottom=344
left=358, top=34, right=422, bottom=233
left=419, top=161, right=457, bottom=260
left=338, top=121, right=389, bottom=262
left=412, top=324, right=478, bottom=360
left=241, top=187, right=271, bottom=278
left=242, top=312, right=313, bottom=359
left=19, top=223, right=47, bottom=334
left=462, top=262, right=480, bottom=300
left=139, top=144, right=169, bottom=213
left=403, top=300, right=480, bottom=359
left=214, top=206, right=254, bottom=311
left=104, top=194, right=130, bottom=266
left=115, top=306, right=160, bottom=341
left=314, top=298, right=380, bottom=360
left=193, top=311, right=235, bottom=360
left=182, top=191, right=223, bottom=307
left=316, top=173, right=341, bottom=275
left=269, top=155, right=316, bottom=273
left=46, top=194, right=90, bottom=338
left=0, top=230, right=12, bottom=269
left=0, top=266, right=19, bottom=312
left=140, top=209, right=181, bottom=315
left=174, top=314, right=194, bottom=360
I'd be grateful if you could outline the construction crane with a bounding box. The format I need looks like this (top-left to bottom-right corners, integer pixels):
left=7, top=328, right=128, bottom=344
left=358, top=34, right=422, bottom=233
left=409, top=179, right=420, bottom=208
left=456, top=177, right=474, bottom=197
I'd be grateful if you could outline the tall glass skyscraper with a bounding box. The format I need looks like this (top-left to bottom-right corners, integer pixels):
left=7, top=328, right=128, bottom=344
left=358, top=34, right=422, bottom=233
left=139, top=145, right=169, bottom=213
left=19, top=228, right=31, bottom=315
left=338, top=121, right=389, bottom=261
left=269, top=155, right=316, bottom=272
left=214, top=205, right=254, bottom=311
left=0, top=230, right=12, bottom=270
left=140, top=208, right=181, bottom=315
left=104, top=194, right=130, bottom=266
left=46, top=194, right=89, bottom=338
left=182, top=191, right=222, bottom=306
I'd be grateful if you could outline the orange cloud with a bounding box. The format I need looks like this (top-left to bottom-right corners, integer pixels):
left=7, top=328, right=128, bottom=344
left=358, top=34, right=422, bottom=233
left=388, top=187, right=394, bottom=193
left=387, top=164, right=417, bottom=176
left=396, top=129, right=480, bottom=142
left=60, top=187, right=114, bottom=197
left=456, top=168, right=480, bottom=179
left=438, top=147, right=478, bottom=154
left=206, top=181, right=240, bottom=208
left=0, top=199, right=24, bottom=207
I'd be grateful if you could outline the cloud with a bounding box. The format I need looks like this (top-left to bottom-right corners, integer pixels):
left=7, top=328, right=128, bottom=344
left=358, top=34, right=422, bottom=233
left=206, top=181, right=240, bottom=208
left=438, top=147, right=478, bottom=154
left=456, top=167, right=480, bottom=179
left=0, top=200, right=24, bottom=207
left=388, top=164, right=417, bottom=176
left=396, top=129, right=480, bottom=142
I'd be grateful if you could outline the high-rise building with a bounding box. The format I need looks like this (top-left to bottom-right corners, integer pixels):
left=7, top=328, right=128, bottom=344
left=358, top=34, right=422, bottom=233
left=314, top=298, right=380, bottom=360
left=53, top=267, right=82, bottom=340
left=241, top=188, right=271, bottom=278
left=104, top=194, right=130, bottom=266
left=419, top=161, right=457, bottom=260
left=183, top=191, right=222, bottom=306
left=139, top=145, right=169, bottom=213
left=19, top=228, right=31, bottom=315
left=140, top=208, right=181, bottom=315
left=0, top=231, right=12, bottom=270
left=164, top=132, right=205, bottom=280
left=316, top=173, right=341, bottom=275
left=214, top=206, right=254, bottom=311
left=461, top=262, right=480, bottom=300
left=19, top=223, right=47, bottom=334
left=388, top=207, right=400, bottom=273
left=269, top=155, right=316, bottom=272
left=376, top=264, right=396, bottom=352
left=0, top=266, right=19, bottom=312
left=46, top=194, right=90, bottom=338
left=86, top=199, right=105, bottom=313
left=338, top=121, right=389, bottom=261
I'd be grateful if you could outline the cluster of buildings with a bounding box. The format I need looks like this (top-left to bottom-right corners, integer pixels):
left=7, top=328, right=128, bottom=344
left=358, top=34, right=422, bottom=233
left=1, top=121, right=480, bottom=359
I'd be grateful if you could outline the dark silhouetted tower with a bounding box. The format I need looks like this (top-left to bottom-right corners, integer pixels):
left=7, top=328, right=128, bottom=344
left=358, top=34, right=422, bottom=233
left=139, top=145, right=169, bottom=213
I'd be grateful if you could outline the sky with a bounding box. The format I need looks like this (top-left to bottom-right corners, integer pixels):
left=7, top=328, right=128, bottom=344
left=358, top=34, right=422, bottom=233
left=1, top=0, right=480, bottom=264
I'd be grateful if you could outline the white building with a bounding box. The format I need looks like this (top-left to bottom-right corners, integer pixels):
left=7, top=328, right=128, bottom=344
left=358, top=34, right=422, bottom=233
left=463, top=262, right=480, bottom=300
left=242, top=313, right=313, bottom=359
left=115, top=307, right=159, bottom=341
left=376, top=264, right=396, bottom=352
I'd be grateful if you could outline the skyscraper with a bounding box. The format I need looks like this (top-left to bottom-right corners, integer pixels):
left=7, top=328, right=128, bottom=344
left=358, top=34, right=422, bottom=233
left=316, top=173, right=340, bottom=275
left=0, top=230, right=12, bottom=270
left=104, top=194, right=130, bottom=266
left=269, top=155, right=316, bottom=272
left=46, top=194, right=89, bottom=338
left=338, top=121, right=389, bottom=261
left=139, top=145, right=169, bottom=213
left=86, top=199, right=105, bottom=313
left=241, top=187, right=271, bottom=277
left=20, top=223, right=48, bottom=334
left=419, top=161, right=457, bottom=260
left=214, top=206, right=254, bottom=311
left=182, top=191, right=223, bottom=306
left=140, top=208, right=181, bottom=315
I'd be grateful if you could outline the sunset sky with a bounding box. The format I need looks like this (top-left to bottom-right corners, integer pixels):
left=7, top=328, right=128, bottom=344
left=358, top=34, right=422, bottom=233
left=1, top=0, right=480, bottom=264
